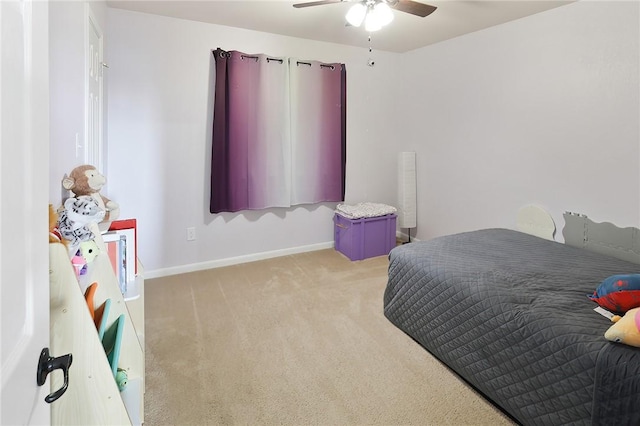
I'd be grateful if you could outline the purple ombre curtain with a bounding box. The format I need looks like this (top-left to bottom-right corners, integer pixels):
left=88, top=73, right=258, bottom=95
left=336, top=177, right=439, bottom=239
left=290, top=60, right=346, bottom=204
left=210, top=49, right=291, bottom=213
left=210, top=48, right=346, bottom=213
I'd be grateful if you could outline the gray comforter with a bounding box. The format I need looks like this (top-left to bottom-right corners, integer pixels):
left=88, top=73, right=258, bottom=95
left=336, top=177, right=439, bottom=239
left=383, top=229, right=640, bottom=425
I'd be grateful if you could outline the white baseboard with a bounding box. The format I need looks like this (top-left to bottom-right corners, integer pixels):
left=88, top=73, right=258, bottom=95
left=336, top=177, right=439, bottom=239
left=146, top=241, right=335, bottom=279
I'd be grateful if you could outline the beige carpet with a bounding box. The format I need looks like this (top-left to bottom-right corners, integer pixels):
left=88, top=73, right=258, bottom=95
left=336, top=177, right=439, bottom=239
left=144, top=249, right=515, bottom=425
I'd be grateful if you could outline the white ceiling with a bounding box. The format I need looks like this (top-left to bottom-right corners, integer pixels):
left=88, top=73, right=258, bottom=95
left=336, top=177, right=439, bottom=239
left=106, top=0, right=573, bottom=53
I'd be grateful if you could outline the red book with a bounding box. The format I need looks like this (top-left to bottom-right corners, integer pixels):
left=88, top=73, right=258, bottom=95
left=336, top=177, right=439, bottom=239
left=109, top=219, right=137, bottom=274
left=104, top=239, right=120, bottom=282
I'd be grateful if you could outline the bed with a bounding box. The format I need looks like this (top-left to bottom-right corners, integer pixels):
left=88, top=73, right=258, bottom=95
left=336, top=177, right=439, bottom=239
left=383, top=212, right=640, bottom=425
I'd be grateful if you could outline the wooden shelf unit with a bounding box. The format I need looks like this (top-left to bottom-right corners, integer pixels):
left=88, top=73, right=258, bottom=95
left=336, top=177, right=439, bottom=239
left=49, top=224, right=144, bottom=425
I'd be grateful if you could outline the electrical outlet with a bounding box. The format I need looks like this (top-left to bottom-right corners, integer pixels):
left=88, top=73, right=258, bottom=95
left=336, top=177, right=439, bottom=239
left=187, top=227, right=196, bottom=241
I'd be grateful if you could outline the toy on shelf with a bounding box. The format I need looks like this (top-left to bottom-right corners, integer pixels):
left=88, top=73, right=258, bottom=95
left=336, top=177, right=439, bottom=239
left=62, top=165, right=120, bottom=233
left=84, top=282, right=99, bottom=320
left=71, top=254, right=87, bottom=278
left=49, top=204, right=67, bottom=246
left=70, top=240, right=100, bottom=280
left=57, top=195, right=105, bottom=254
left=79, top=240, right=100, bottom=263
left=115, top=368, right=128, bottom=392
left=95, top=299, right=111, bottom=340
left=102, top=314, right=126, bottom=391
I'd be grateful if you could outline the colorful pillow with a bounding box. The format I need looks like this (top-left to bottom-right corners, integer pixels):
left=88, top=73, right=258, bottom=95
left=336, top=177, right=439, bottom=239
left=589, top=274, right=640, bottom=313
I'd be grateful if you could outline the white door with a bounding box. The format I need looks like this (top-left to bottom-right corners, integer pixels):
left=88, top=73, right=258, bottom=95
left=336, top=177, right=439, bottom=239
left=86, top=9, right=103, bottom=172
left=0, top=0, right=51, bottom=424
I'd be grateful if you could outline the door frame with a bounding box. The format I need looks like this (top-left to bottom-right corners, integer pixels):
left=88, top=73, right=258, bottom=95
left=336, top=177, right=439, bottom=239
left=84, top=4, right=104, bottom=173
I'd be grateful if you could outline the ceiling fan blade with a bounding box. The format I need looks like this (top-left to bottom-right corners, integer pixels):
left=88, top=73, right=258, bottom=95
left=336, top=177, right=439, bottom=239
left=293, top=0, right=345, bottom=8
left=389, top=0, right=437, bottom=17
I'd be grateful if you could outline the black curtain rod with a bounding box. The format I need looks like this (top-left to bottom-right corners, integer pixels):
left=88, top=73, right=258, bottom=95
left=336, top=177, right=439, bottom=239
left=215, top=49, right=338, bottom=70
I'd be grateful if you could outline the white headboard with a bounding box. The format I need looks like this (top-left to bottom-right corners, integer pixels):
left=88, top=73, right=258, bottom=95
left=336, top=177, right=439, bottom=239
left=516, top=205, right=556, bottom=241
left=563, top=212, right=640, bottom=264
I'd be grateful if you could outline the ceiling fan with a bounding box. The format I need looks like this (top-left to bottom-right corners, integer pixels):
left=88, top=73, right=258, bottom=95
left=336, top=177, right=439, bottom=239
left=293, top=0, right=437, bottom=32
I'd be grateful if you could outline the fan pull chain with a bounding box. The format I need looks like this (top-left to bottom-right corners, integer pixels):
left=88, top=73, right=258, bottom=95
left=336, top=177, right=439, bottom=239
left=367, top=34, right=375, bottom=67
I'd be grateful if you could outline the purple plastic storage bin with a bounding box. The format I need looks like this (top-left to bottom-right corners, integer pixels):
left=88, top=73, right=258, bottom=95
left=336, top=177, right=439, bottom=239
left=334, top=213, right=397, bottom=261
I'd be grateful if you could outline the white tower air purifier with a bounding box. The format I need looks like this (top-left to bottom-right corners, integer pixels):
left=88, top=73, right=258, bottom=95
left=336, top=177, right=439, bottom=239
left=397, top=152, right=417, bottom=243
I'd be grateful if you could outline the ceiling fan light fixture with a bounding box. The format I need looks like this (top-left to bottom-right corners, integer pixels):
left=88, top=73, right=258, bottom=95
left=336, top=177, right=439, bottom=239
left=373, top=2, right=394, bottom=26
left=364, top=11, right=383, bottom=32
left=295, top=0, right=438, bottom=34
left=345, top=3, right=367, bottom=27
left=347, top=1, right=394, bottom=33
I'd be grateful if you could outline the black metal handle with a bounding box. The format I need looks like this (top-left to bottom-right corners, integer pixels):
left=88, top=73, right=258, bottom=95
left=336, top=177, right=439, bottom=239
left=37, top=347, right=73, bottom=403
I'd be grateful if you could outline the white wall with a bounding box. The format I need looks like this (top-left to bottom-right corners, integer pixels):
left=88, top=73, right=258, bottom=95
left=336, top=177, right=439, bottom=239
left=106, top=9, right=402, bottom=275
left=58, top=1, right=638, bottom=276
left=399, top=1, right=639, bottom=241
